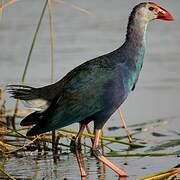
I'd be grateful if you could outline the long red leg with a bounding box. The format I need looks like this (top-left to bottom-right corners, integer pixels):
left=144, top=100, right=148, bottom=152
left=92, top=129, right=128, bottom=178
left=74, top=124, right=87, bottom=177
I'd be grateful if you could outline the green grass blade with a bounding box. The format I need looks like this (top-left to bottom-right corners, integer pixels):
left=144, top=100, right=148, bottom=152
left=0, top=167, right=16, bottom=180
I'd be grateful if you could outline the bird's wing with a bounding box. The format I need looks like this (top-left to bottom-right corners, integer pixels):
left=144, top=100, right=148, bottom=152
left=27, top=59, right=123, bottom=135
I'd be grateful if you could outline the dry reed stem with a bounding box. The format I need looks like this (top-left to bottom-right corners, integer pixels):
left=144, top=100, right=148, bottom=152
left=48, top=0, right=57, bottom=158
left=11, top=0, right=48, bottom=129
left=48, top=0, right=55, bottom=83
left=0, top=167, right=16, bottom=180
left=139, top=167, right=180, bottom=180
left=0, top=140, right=14, bottom=152
left=118, top=108, right=133, bottom=143
left=53, top=0, right=93, bottom=16
left=0, top=0, right=18, bottom=11
left=0, top=0, right=3, bottom=20
left=6, top=136, right=39, bottom=154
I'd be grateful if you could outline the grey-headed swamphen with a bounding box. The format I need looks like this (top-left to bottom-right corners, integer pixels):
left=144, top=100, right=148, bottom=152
left=7, top=2, right=173, bottom=178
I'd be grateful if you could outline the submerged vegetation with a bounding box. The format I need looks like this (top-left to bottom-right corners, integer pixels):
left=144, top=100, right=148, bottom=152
left=0, top=0, right=179, bottom=179
left=0, top=86, right=179, bottom=179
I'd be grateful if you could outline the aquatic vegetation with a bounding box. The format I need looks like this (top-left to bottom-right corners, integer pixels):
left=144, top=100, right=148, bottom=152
left=0, top=0, right=179, bottom=179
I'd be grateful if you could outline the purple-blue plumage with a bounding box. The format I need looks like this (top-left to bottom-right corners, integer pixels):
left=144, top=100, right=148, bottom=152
left=7, top=2, right=173, bottom=136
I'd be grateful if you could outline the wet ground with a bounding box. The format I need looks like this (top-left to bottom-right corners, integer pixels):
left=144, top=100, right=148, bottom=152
left=0, top=0, right=180, bottom=179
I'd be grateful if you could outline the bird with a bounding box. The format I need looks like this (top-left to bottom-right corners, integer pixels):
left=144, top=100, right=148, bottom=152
left=7, top=2, right=173, bottom=178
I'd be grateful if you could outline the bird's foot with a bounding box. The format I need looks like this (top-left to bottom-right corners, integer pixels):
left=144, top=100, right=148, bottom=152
left=92, top=145, right=101, bottom=156
left=92, top=146, right=128, bottom=177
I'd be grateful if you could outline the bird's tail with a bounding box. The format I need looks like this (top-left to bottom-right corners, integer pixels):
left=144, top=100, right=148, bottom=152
left=20, top=111, right=41, bottom=126
left=6, top=85, right=39, bottom=100
left=6, top=85, right=52, bottom=136
left=6, top=85, right=49, bottom=111
left=20, top=111, right=46, bottom=136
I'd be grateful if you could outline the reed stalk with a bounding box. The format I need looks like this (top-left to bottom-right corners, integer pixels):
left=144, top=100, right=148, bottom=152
left=59, top=128, right=144, bottom=148
left=106, top=152, right=178, bottom=157
left=0, top=167, right=16, bottom=180
left=11, top=0, right=48, bottom=129
left=47, top=0, right=58, bottom=160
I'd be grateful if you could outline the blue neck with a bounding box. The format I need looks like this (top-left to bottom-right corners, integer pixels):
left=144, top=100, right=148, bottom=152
left=118, top=14, right=148, bottom=92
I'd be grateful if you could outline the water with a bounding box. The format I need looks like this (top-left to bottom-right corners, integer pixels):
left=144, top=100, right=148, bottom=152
left=0, top=0, right=180, bottom=179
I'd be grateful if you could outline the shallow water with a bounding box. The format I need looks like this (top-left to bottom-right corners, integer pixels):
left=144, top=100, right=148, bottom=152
left=0, top=0, right=180, bottom=179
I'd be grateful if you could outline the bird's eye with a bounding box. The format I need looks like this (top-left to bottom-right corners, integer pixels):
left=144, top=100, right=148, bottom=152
left=149, top=7, right=155, bottom=11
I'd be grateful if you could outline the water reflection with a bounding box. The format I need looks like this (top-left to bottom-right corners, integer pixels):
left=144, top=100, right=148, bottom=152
left=0, top=0, right=180, bottom=179
left=96, top=162, right=106, bottom=180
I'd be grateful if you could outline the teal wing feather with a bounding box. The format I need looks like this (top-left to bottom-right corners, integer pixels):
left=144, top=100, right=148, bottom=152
left=27, top=59, right=116, bottom=135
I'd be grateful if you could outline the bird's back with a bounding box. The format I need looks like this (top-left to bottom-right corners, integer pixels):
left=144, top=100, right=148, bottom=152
left=26, top=49, right=131, bottom=135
